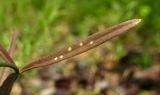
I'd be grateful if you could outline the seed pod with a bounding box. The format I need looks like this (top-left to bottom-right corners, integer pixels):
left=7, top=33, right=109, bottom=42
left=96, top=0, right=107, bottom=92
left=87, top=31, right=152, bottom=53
left=21, top=19, right=142, bottom=73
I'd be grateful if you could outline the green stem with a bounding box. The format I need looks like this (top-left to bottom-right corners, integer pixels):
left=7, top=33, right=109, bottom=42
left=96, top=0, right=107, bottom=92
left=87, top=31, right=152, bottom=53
left=0, top=62, right=19, bottom=74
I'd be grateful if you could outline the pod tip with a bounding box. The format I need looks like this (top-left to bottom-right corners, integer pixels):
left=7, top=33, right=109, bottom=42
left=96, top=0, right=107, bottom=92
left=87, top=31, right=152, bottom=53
left=134, top=19, right=142, bottom=24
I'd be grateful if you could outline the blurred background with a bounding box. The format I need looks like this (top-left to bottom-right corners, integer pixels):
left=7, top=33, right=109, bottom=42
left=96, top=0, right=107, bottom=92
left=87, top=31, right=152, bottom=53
left=0, top=0, right=160, bottom=95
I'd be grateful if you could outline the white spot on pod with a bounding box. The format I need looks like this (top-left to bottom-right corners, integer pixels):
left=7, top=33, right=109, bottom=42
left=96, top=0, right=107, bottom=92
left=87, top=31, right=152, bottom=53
left=68, top=47, right=72, bottom=51
left=59, top=55, right=64, bottom=59
left=54, top=57, right=58, bottom=61
left=79, top=42, right=83, bottom=46
left=89, top=41, right=94, bottom=45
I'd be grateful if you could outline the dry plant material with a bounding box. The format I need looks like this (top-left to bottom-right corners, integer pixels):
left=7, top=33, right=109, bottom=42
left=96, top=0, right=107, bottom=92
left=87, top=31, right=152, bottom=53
left=21, top=19, right=142, bottom=73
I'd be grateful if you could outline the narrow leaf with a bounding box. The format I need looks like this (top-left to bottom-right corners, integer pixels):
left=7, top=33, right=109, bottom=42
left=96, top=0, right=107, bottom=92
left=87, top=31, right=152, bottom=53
left=0, top=44, right=17, bottom=85
left=21, top=19, right=142, bottom=73
left=0, top=44, right=15, bottom=64
left=8, top=28, right=17, bottom=56
left=0, top=30, right=17, bottom=85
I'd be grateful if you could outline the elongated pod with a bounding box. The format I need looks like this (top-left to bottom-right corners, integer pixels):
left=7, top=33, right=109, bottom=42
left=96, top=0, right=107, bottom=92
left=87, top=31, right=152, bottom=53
left=21, top=19, right=141, bottom=73
left=0, top=44, right=15, bottom=64
left=0, top=30, right=18, bottom=86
